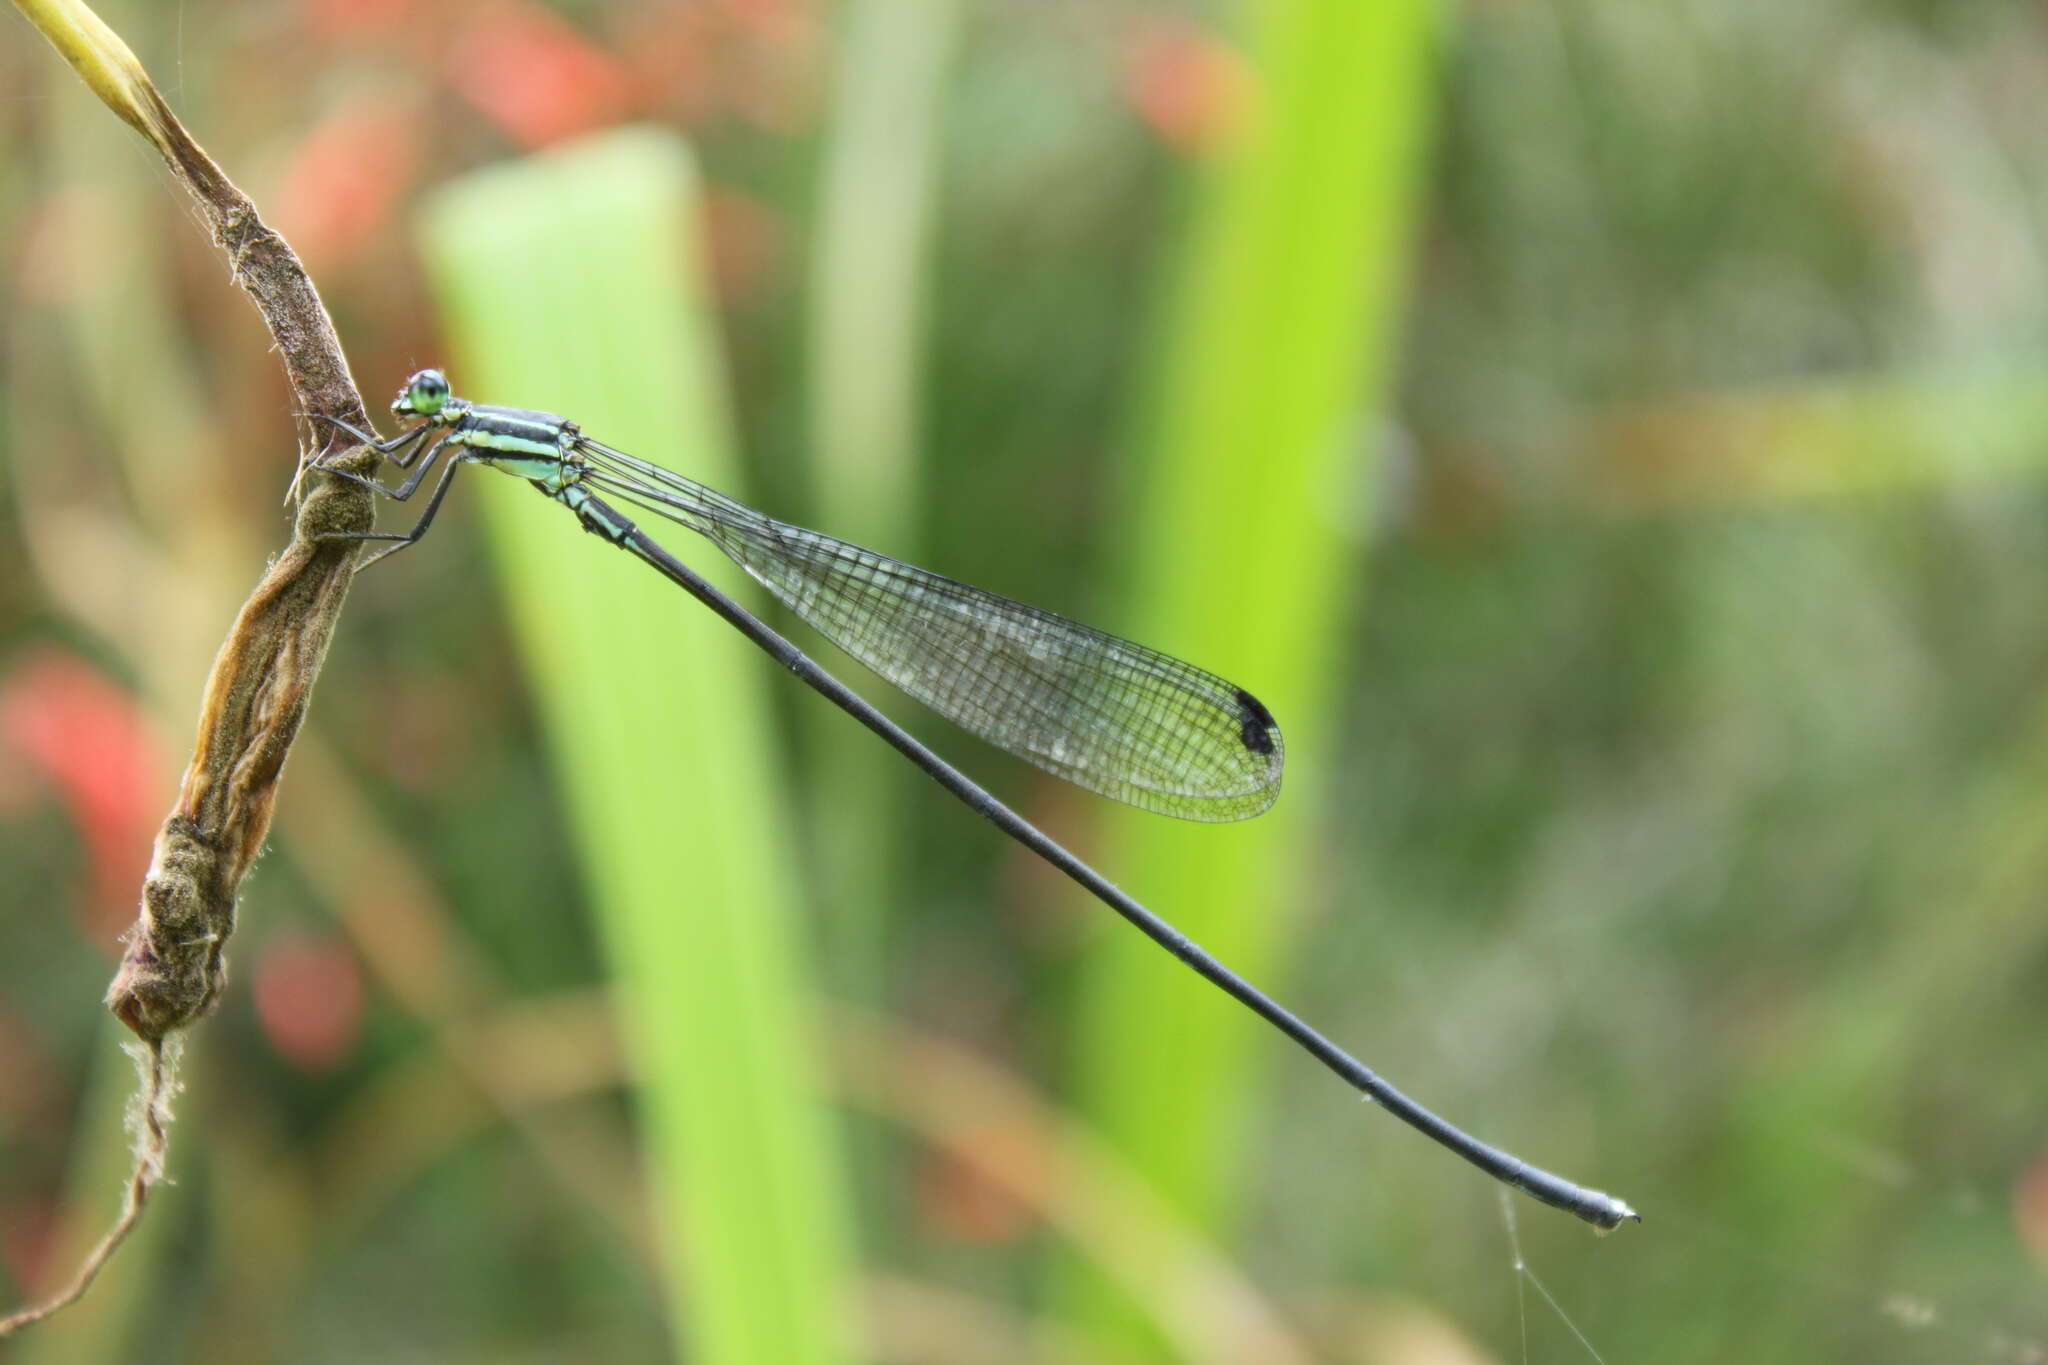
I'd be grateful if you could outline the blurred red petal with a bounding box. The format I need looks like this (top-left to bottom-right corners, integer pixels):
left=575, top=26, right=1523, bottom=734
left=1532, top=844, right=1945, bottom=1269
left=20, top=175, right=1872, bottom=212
left=0, top=650, right=168, bottom=940
left=252, top=930, right=366, bottom=1073
left=448, top=3, right=634, bottom=149
left=273, top=96, right=424, bottom=268
left=1123, top=15, right=1249, bottom=156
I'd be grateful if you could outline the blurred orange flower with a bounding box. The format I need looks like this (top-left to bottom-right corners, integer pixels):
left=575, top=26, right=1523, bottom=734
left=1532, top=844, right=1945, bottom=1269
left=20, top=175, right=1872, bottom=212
left=1123, top=14, right=1248, bottom=157
left=273, top=94, right=425, bottom=269
left=0, top=650, right=168, bottom=943
left=253, top=929, right=367, bottom=1073
left=448, top=2, right=633, bottom=149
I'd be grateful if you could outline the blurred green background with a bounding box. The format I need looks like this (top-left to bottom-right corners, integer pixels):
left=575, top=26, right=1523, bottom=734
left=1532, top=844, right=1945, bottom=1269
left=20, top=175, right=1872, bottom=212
left=3, top=0, right=2046, bottom=1361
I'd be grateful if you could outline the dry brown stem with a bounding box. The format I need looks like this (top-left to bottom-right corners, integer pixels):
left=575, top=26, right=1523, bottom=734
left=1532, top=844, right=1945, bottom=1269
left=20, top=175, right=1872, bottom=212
left=0, top=1040, right=182, bottom=1336
left=6, top=0, right=379, bottom=1332
left=12, top=0, right=375, bottom=1038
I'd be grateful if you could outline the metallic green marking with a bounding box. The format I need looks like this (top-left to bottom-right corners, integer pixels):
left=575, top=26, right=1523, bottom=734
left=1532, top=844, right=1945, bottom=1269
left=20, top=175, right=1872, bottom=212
left=461, top=430, right=565, bottom=459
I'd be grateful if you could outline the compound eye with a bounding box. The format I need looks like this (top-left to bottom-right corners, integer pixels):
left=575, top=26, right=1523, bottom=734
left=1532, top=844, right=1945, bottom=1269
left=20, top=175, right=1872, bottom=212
left=400, top=369, right=450, bottom=416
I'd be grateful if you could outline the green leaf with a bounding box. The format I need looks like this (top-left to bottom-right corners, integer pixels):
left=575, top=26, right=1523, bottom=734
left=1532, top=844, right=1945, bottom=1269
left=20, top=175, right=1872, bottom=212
left=1054, top=0, right=1440, bottom=1348
left=417, top=128, right=856, bottom=1365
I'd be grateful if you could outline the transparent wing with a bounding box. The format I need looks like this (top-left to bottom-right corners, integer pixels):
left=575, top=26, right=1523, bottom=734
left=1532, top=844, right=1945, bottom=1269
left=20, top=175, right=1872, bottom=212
left=580, top=443, right=1283, bottom=821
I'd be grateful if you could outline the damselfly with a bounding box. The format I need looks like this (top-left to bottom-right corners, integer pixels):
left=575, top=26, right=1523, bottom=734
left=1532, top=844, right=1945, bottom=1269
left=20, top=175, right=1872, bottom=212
left=319, top=369, right=1281, bottom=822
left=312, top=370, right=1636, bottom=1230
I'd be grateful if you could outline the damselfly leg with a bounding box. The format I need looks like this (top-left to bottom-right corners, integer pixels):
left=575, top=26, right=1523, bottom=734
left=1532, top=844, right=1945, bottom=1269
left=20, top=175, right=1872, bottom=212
left=314, top=417, right=456, bottom=502
left=310, top=414, right=471, bottom=568
left=317, top=414, right=434, bottom=466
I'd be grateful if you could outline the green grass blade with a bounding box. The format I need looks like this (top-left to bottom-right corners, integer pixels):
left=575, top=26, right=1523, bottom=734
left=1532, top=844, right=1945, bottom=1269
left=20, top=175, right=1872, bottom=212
left=416, top=128, right=855, bottom=1365
left=802, top=0, right=961, bottom=1000
left=1055, top=0, right=1439, bottom=1346
left=808, top=0, right=957, bottom=544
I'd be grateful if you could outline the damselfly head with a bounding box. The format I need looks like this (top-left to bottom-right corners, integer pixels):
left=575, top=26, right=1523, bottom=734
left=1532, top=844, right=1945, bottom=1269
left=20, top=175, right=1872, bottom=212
left=393, top=369, right=452, bottom=419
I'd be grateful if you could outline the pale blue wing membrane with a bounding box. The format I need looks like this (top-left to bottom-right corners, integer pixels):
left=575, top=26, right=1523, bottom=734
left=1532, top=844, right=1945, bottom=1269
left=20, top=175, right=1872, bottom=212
left=578, top=442, right=1283, bottom=821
